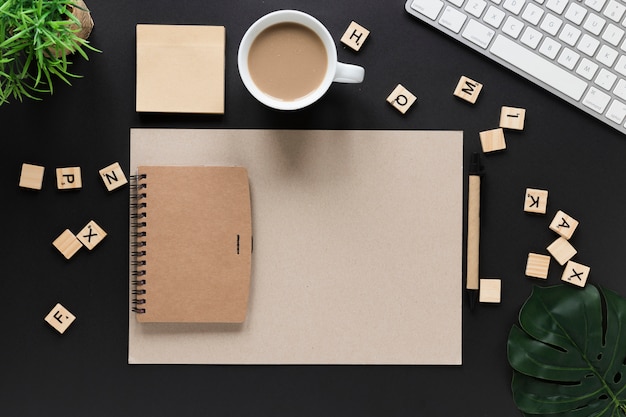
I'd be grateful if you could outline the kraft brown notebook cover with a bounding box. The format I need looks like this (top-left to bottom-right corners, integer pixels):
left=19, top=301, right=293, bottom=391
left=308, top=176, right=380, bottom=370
left=131, top=166, right=252, bottom=323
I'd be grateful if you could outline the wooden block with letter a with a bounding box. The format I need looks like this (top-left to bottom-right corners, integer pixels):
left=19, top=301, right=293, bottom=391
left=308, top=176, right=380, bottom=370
left=453, top=76, right=483, bottom=104
left=549, top=210, right=579, bottom=239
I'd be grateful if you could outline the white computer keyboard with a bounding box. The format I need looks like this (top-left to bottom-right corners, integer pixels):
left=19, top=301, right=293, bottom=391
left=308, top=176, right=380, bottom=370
left=406, top=0, right=626, bottom=135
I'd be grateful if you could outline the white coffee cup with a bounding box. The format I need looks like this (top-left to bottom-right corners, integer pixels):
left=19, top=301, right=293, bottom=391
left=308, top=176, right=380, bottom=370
left=238, top=10, right=365, bottom=110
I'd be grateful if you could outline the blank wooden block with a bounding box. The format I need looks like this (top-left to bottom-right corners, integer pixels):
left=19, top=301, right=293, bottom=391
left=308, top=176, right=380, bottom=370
left=524, top=188, right=549, bottom=214
left=526, top=253, right=551, bottom=279
left=479, top=279, right=501, bottom=303
left=547, top=236, right=577, bottom=266
left=56, top=167, right=82, bottom=190
left=479, top=128, right=506, bottom=153
left=549, top=210, right=579, bottom=240
left=453, top=76, right=483, bottom=104
left=45, top=303, right=76, bottom=334
left=340, top=21, right=370, bottom=51
left=77, top=220, right=107, bottom=250
left=53, top=229, right=83, bottom=259
left=99, top=162, right=128, bottom=191
left=386, top=84, right=417, bottom=114
left=19, top=163, right=45, bottom=190
left=561, top=260, right=590, bottom=287
left=500, top=106, right=526, bottom=130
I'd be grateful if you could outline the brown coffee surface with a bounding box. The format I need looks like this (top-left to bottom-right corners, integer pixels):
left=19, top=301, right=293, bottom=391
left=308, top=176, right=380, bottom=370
left=248, top=22, right=328, bottom=101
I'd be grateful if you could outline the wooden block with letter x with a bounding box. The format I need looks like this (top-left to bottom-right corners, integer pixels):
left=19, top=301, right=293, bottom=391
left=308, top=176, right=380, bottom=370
left=453, top=76, right=483, bottom=104
left=561, top=260, right=590, bottom=287
left=77, top=220, right=107, bottom=250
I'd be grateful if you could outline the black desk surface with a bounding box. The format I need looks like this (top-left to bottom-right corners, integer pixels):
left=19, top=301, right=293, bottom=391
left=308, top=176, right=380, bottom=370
left=3, top=1, right=626, bottom=416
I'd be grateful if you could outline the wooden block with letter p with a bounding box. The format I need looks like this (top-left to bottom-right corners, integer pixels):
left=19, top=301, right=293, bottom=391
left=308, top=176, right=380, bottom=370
left=56, top=167, right=82, bottom=190
left=453, top=75, right=483, bottom=104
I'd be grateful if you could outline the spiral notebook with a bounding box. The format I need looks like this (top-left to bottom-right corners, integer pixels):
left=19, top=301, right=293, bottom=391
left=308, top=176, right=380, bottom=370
left=129, top=128, right=463, bottom=365
left=131, top=166, right=252, bottom=323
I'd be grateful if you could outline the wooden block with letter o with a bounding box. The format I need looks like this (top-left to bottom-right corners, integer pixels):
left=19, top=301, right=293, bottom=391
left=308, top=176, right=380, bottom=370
left=386, top=84, right=417, bottom=114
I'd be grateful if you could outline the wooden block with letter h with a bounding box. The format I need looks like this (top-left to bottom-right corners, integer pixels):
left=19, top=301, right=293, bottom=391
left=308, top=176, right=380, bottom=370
left=340, top=21, right=370, bottom=51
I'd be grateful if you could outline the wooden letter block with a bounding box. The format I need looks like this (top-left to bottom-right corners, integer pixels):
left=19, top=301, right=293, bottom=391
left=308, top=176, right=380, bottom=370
left=500, top=106, right=526, bottom=130
left=53, top=229, right=83, bottom=260
left=549, top=210, right=579, bottom=239
left=561, top=260, right=590, bottom=287
left=524, top=188, right=549, bottom=214
left=547, top=236, right=577, bottom=266
left=453, top=76, right=483, bottom=104
left=525, top=253, right=551, bottom=279
left=19, top=163, right=45, bottom=190
left=479, top=279, right=501, bottom=303
left=340, top=21, right=370, bottom=51
left=386, top=84, right=417, bottom=114
left=99, top=162, right=128, bottom=191
left=45, top=303, right=76, bottom=334
left=77, top=220, right=107, bottom=250
left=479, top=128, right=506, bottom=153
left=56, top=167, right=82, bottom=190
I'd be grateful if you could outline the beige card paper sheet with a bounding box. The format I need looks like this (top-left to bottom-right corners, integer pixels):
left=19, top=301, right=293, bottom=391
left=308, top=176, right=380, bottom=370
left=136, top=25, right=225, bottom=114
left=129, top=129, right=463, bottom=365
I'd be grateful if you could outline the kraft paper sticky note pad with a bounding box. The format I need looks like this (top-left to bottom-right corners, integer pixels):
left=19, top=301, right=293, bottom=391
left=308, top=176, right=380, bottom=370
left=136, top=24, right=225, bottom=114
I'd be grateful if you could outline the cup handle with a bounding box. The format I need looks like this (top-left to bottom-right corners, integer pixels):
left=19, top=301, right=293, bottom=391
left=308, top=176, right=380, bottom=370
left=334, top=62, right=365, bottom=83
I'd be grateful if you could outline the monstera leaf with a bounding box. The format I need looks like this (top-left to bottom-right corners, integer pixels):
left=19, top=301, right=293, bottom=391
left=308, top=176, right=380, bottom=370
left=507, top=284, right=626, bottom=416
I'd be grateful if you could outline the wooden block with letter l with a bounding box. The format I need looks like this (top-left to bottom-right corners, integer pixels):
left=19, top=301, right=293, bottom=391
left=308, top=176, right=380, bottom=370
left=561, top=260, right=590, bottom=287
left=549, top=210, right=579, bottom=239
left=525, top=253, right=551, bottom=279
left=19, top=163, right=45, bottom=190
left=386, top=84, right=417, bottom=114
left=99, top=162, right=128, bottom=191
left=547, top=236, right=577, bottom=266
left=453, top=75, right=483, bottom=104
left=479, top=128, right=506, bottom=153
left=340, top=21, right=370, bottom=51
left=524, top=188, right=549, bottom=214
left=44, top=303, right=76, bottom=334
left=499, top=106, right=526, bottom=130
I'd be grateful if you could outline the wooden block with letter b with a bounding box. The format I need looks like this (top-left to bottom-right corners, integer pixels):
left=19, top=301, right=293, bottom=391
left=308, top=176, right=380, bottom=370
left=453, top=76, right=483, bottom=104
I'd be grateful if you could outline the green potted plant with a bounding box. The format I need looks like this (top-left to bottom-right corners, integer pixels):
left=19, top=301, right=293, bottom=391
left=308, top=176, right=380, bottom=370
left=0, top=0, right=98, bottom=105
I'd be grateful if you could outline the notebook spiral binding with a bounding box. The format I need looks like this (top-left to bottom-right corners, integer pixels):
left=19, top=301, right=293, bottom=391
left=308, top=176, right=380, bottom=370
left=130, top=174, right=148, bottom=314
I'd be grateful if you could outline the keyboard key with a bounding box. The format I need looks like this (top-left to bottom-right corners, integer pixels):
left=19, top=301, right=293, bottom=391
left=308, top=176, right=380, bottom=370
left=576, top=57, right=599, bottom=79
left=582, top=13, right=606, bottom=35
left=604, top=0, right=626, bottom=22
left=540, top=37, right=562, bottom=58
left=504, top=0, right=526, bottom=14
left=557, top=47, right=581, bottom=69
left=606, top=99, right=626, bottom=124
left=410, top=0, right=444, bottom=20
left=521, top=26, right=543, bottom=48
left=502, top=15, right=524, bottom=37
left=565, top=3, right=587, bottom=24
left=462, top=19, right=496, bottom=48
left=465, top=0, right=488, bottom=17
left=540, top=13, right=563, bottom=35
left=440, top=6, right=468, bottom=32
left=615, top=55, right=626, bottom=76
left=484, top=5, right=506, bottom=27
left=613, top=78, right=626, bottom=100
left=449, top=0, right=465, bottom=6
left=595, top=68, right=617, bottom=90
left=559, top=24, right=582, bottom=46
left=596, top=44, right=618, bottom=66
left=584, top=0, right=606, bottom=13
left=546, top=0, right=568, bottom=14
left=577, top=33, right=600, bottom=56
left=583, top=86, right=611, bottom=113
left=522, top=3, right=544, bottom=24
left=490, top=35, right=588, bottom=100
left=602, top=23, right=624, bottom=46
